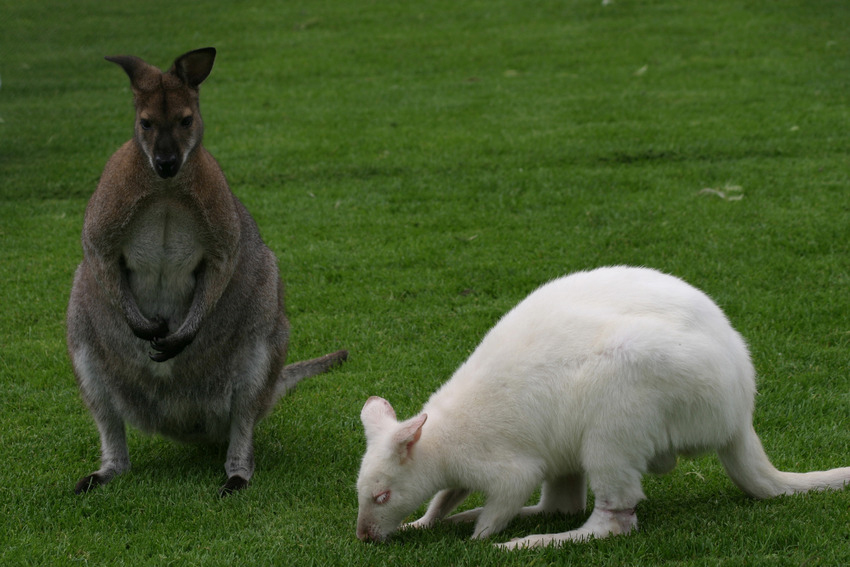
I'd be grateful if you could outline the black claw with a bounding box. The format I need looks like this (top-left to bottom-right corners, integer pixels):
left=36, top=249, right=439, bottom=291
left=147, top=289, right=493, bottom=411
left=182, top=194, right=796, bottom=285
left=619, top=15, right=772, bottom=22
left=74, top=473, right=104, bottom=494
left=148, top=336, right=187, bottom=362
left=148, top=350, right=171, bottom=362
left=219, top=475, right=249, bottom=497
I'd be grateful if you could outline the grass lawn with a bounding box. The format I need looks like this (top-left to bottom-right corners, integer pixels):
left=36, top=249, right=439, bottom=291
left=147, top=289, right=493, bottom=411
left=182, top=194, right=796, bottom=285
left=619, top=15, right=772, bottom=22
left=2, top=0, right=850, bottom=564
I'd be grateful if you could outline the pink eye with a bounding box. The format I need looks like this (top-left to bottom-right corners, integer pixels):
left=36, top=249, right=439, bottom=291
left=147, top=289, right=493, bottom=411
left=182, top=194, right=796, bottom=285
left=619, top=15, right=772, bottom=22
left=374, top=490, right=391, bottom=505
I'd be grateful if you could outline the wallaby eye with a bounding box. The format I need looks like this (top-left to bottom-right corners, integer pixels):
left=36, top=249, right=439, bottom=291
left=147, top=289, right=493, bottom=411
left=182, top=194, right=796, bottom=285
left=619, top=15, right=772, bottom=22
left=139, top=118, right=152, bottom=131
left=373, top=490, right=391, bottom=505
left=180, top=116, right=194, bottom=128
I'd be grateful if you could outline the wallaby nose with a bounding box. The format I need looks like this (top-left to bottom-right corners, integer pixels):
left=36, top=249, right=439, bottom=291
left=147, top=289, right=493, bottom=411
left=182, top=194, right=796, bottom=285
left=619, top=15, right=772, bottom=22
left=155, top=154, right=180, bottom=178
left=356, top=522, right=383, bottom=543
left=356, top=522, right=373, bottom=542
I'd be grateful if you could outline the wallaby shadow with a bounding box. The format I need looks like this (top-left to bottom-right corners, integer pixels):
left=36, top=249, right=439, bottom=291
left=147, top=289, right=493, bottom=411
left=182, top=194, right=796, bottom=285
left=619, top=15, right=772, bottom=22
left=116, top=437, right=228, bottom=490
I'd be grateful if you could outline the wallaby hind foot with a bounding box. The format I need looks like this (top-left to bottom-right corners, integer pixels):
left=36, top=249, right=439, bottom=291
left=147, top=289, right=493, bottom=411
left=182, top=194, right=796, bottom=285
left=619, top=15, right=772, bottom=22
left=219, top=475, right=250, bottom=497
left=74, top=472, right=112, bottom=495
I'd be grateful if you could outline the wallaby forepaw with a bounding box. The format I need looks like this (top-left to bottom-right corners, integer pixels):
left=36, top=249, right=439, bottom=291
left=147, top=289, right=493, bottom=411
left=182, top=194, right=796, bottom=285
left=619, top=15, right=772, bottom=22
left=401, top=519, right=432, bottom=531
left=130, top=316, right=169, bottom=342
left=149, top=335, right=190, bottom=362
left=219, top=475, right=249, bottom=497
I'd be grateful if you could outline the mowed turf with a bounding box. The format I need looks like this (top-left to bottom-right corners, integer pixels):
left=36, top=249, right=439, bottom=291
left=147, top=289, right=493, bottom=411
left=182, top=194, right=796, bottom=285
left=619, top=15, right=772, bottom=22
left=1, top=0, right=850, bottom=565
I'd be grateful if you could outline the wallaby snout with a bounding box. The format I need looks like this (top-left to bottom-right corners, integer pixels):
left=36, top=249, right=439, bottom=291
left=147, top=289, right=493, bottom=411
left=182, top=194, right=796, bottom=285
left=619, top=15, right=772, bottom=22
left=151, top=130, right=183, bottom=178
left=155, top=153, right=179, bottom=178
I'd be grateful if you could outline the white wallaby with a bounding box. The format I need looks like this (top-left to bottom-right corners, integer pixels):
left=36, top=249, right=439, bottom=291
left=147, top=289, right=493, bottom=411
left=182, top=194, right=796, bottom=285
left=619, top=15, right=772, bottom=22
left=356, top=266, right=850, bottom=548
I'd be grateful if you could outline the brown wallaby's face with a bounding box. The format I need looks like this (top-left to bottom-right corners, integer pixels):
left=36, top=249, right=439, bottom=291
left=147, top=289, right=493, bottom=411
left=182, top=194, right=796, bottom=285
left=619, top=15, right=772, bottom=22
left=106, top=48, right=216, bottom=179
left=134, top=80, right=202, bottom=178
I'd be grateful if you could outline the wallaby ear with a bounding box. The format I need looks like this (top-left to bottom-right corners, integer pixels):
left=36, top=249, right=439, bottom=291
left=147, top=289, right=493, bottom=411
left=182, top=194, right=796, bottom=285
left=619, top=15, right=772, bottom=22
left=105, top=55, right=158, bottom=90
left=171, top=47, right=216, bottom=88
left=361, top=396, right=397, bottom=439
left=392, top=413, right=427, bottom=464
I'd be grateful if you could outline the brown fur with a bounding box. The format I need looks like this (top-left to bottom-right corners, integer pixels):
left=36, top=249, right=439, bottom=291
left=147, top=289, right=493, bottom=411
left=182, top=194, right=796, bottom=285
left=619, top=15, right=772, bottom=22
left=67, top=48, right=346, bottom=496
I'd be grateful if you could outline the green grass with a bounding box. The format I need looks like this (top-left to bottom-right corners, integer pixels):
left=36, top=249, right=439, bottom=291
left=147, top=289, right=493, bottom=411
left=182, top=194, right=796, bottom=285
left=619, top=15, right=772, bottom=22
left=3, top=0, right=850, bottom=564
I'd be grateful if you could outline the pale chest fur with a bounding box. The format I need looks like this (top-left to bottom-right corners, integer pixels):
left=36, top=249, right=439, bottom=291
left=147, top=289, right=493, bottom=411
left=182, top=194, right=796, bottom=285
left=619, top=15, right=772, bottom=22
left=122, top=199, right=204, bottom=329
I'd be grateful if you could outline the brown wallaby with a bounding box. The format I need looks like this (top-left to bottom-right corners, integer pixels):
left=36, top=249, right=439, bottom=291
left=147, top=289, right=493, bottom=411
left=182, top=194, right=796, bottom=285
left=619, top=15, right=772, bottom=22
left=67, top=47, right=347, bottom=496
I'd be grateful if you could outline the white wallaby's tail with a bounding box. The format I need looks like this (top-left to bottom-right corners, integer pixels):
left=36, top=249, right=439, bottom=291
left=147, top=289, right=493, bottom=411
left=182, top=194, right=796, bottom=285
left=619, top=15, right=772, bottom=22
left=718, top=424, right=850, bottom=499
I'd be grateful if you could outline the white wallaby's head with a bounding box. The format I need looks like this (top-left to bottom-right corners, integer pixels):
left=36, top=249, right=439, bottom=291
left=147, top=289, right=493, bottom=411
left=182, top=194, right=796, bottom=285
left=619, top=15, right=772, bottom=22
left=105, top=47, right=216, bottom=179
left=356, top=396, right=429, bottom=543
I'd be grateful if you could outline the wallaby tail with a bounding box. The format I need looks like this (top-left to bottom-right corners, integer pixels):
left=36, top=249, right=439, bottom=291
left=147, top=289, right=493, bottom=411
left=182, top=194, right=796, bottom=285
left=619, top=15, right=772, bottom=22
left=717, top=423, right=850, bottom=499
left=275, top=349, right=348, bottom=399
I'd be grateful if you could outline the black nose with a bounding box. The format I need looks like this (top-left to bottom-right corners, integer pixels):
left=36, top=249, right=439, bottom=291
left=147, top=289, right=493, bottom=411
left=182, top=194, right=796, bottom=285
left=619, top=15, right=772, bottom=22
left=155, top=154, right=179, bottom=178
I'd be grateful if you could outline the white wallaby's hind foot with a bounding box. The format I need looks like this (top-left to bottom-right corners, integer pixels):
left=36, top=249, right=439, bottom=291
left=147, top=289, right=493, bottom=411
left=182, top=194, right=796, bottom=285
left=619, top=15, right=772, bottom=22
left=497, top=507, right=638, bottom=550
left=719, top=424, right=850, bottom=499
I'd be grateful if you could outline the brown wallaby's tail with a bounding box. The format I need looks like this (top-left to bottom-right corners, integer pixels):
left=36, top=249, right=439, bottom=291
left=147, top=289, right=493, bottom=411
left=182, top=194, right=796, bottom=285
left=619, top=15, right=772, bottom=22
left=275, top=350, right=348, bottom=399
left=718, top=423, right=850, bottom=499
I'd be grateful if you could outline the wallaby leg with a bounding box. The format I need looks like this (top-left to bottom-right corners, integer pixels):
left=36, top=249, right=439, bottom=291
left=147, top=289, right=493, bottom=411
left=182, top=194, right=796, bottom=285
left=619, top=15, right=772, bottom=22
left=220, top=343, right=277, bottom=496
left=75, top=404, right=130, bottom=494
left=456, top=473, right=587, bottom=525
left=470, top=483, right=539, bottom=539
left=405, top=488, right=471, bottom=529
left=73, top=347, right=131, bottom=494
left=221, top=418, right=255, bottom=496
left=497, top=457, right=643, bottom=549
left=497, top=505, right=638, bottom=550
left=518, top=473, right=587, bottom=517
left=647, top=451, right=677, bottom=475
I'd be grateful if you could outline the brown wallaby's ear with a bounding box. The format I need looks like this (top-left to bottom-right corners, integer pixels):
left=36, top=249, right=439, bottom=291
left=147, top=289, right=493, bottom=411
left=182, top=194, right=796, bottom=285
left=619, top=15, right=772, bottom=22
left=105, top=55, right=156, bottom=89
left=171, top=47, right=216, bottom=88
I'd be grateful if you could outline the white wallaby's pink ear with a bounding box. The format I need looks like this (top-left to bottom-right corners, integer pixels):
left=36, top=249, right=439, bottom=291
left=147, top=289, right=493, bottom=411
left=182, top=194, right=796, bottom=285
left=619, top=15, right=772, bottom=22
left=393, top=414, right=427, bottom=464
left=361, top=396, right=397, bottom=439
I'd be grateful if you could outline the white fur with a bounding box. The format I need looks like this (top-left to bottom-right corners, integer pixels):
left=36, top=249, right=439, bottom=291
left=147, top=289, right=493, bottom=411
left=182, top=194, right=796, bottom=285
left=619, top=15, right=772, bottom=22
left=355, top=266, right=850, bottom=548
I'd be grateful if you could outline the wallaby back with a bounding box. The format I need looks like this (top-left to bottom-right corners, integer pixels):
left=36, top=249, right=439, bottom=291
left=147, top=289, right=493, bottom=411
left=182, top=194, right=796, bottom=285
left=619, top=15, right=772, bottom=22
left=67, top=48, right=347, bottom=496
